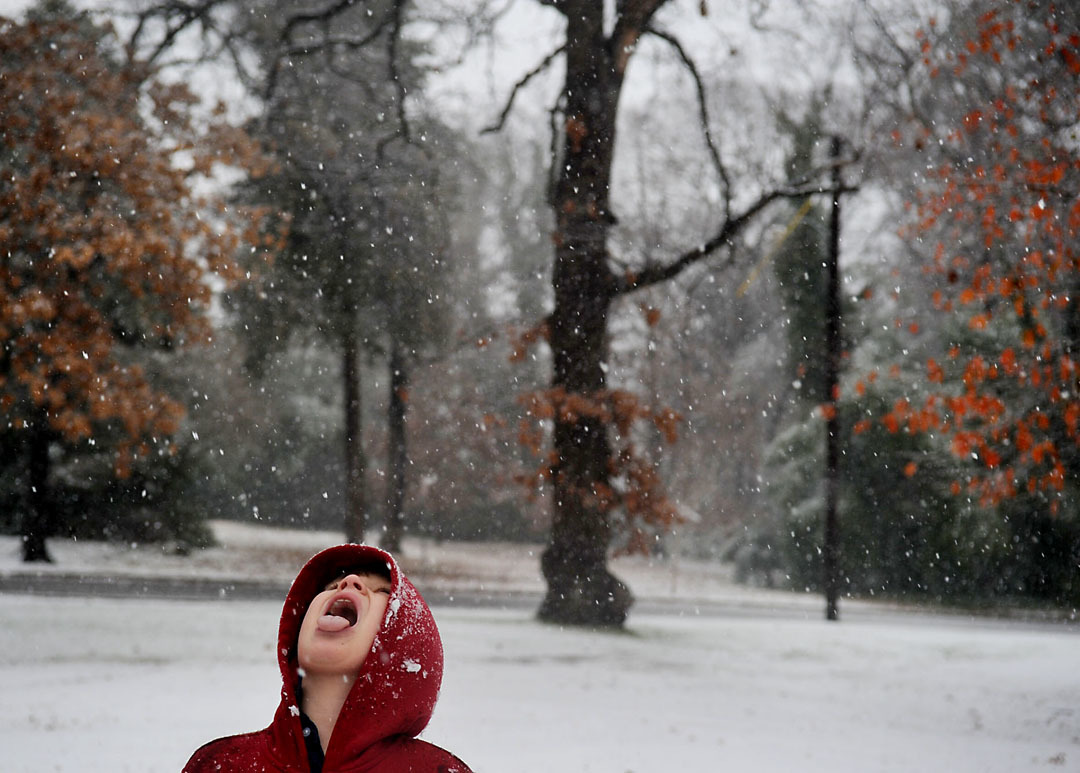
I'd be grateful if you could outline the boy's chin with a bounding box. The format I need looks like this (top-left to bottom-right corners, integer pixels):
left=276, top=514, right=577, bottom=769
left=299, top=636, right=369, bottom=673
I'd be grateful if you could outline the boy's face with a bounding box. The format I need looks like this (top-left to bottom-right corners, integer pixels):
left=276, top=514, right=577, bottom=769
left=297, top=571, right=392, bottom=677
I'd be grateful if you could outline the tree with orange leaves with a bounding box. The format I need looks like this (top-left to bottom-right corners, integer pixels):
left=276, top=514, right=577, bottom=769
left=878, top=0, right=1080, bottom=601
left=0, top=6, right=269, bottom=561
left=753, top=0, right=1079, bottom=606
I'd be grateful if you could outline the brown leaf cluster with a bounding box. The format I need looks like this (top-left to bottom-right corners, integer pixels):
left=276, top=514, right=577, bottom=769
left=0, top=16, right=273, bottom=475
left=514, top=386, right=684, bottom=555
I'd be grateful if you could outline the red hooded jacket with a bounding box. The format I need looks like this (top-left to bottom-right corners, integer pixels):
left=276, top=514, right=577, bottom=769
left=183, top=544, right=472, bottom=772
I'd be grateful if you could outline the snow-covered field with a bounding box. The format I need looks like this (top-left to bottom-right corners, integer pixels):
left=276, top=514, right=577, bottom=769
left=2, top=523, right=1078, bottom=772
left=0, top=519, right=750, bottom=605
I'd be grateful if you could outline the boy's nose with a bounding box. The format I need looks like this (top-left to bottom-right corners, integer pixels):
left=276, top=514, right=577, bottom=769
left=340, top=574, right=367, bottom=591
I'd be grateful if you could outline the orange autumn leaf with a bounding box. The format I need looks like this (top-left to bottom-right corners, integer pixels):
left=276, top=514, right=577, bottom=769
left=641, top=305, right=662, bottom=327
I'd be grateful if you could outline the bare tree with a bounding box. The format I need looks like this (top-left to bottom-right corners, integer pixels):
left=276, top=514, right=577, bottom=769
left=484, top=0, right=845, bottom=625
left=128, top=0, right=849, bottom=625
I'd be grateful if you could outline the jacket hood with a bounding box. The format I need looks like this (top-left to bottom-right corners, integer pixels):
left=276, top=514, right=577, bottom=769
left=268, top=544, right=444, bottom=769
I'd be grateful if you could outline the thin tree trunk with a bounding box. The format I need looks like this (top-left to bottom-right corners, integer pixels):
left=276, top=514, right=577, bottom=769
left=21, top=419, right=53, bottom=563
left=822, top=135, right=844, bottom=621
left=343, top=324, right=366, bottom=543
left=384, top=339, right=408, bottom=554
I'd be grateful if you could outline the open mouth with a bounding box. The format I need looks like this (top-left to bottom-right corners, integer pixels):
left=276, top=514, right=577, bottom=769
left=316, top=595, right=360, bottom=633
left=326, top=597, right=358, bottom=627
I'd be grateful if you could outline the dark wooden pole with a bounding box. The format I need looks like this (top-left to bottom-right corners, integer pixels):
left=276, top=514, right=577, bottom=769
left=822, top=135, right=843, bottom=621
left=383, top=339, right=408, bottom=554
left=21, top=419, right=54, bottom=563
left=343, top=321, right=366, bottom=543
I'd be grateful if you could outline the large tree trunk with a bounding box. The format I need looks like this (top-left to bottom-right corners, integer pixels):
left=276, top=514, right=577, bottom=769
left=343, top=324, right=366, bottom=543
left=383, top=339, right=408, bottom=554
left=21, top=420, right=53, bottom=563
left=538, top=2, right=654, bottom=626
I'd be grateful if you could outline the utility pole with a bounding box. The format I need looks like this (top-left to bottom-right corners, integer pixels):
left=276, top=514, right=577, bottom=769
left=822, top=134, right=844, bottom=621
left=384, top=338, right=409, bottom=554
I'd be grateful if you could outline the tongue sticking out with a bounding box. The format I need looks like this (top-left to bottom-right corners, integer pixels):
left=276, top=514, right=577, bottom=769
left=317, top=597, right=359, bottom=632
left=317, top=614, right=352, bottom=632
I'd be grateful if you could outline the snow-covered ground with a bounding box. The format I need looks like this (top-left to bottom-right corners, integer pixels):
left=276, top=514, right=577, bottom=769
left=0, top=519, right=827, bottom=613
left=2, top=523, right=1078, bottom=772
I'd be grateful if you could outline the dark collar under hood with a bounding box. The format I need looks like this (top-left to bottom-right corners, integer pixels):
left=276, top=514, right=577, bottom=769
left=267, top=544, right=444, bottom=770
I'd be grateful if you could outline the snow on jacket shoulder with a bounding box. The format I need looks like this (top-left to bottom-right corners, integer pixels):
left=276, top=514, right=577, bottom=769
left=183, top=544, right=472, bottom=773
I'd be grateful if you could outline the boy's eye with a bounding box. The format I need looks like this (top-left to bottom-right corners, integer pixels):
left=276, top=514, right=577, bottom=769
left=324, top=576, right=391, bottom=594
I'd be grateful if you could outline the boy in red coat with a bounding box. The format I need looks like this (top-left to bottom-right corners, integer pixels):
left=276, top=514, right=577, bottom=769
left=183, top=544, right=472, bottom=772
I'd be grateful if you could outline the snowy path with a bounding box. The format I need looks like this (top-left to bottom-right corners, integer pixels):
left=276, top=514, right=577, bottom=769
left=2, top=593, right=1077, bottom=773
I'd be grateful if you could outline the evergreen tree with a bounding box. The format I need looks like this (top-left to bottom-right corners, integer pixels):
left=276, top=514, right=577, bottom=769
left=226, top=0, right=457, bottom=542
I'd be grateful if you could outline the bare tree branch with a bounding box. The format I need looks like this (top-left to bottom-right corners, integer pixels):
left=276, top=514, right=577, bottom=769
left=644, top=26, right=731, bottom=221
left=265, top=11, right=394, bottom=103
left=121, top=0, right=231, bottom=69
left=858, top=0, right=916, bottom=72
left=536, top=0, right=570, bottom=13
left=146, top=2, right=213, bottom=64
left=609, top=0, right=668, bottom=75
left=280, top=0, right=364, bottom=41
left=218, top=29, right=261, bottom=92
left=264, top=0, right=412, bottom=150
left=613, top=180, right=858, bottom=295
left=123, top=8, right=151, bottom=62
left=386, top=0, right=411, bottom=143
left=481, top=44, right=566, bottom=134
left=545, top=91, right=566, bottom=207
left=408, top=0, right=516, bottom=74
